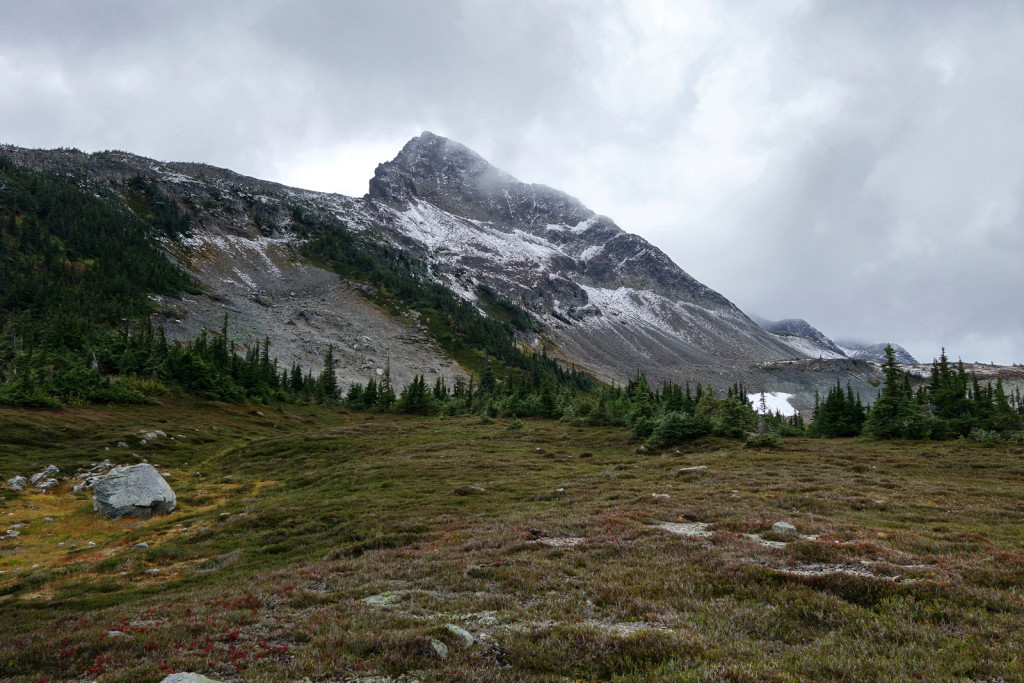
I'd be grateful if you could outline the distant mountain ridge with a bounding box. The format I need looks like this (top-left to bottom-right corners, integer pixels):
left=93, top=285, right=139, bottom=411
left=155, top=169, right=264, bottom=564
left=752, top=315, right=919, bottom=365
left=838, top=341, right=919, bottom=365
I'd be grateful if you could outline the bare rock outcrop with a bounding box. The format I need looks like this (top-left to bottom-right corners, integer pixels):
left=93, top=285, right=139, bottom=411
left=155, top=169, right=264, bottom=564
left=93, top=464, right=176, bottom=520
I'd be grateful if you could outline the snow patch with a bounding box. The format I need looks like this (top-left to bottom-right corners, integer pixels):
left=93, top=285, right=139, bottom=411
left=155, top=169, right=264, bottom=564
left=748, top=392, right=798, bottom=417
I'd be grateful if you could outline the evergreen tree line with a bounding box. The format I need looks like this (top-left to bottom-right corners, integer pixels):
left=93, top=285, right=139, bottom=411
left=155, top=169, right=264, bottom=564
left=0, top=159, right=202, bottom=406
left=810, top=346, right=1024, bottom=441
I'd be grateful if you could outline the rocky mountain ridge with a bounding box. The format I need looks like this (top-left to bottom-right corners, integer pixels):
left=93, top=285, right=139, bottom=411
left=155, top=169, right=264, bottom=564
left=1, top=135, right=901, bottom=409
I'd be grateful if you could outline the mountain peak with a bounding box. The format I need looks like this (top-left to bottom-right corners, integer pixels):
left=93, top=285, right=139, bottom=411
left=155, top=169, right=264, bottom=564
left=368, top=133, right=594, bottom=228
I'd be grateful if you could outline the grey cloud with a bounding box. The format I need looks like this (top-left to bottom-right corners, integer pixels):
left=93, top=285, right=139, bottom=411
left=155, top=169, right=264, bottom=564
left=0, top=0, right=1021, bottom=363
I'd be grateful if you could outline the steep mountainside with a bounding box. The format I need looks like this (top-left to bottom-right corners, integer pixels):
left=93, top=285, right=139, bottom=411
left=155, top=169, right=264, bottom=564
left=1, top=135, right=890, bottom=406
left=367, top=133, right=800, bottom=384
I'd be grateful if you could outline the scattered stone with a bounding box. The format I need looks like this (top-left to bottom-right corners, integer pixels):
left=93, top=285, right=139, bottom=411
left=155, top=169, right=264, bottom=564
left=87, top=541, right=96, bottom=547
left=445, top=623, right=475, bottom=647
left=678, top=465, right=707, bottom=473
left=651, top=493, right=671, bottom=500
left=6, top=476, right=27, bottom=492
left=72, top=477, right=101, bottom=493
left=134, top=542, right=149, bottom=549
left=429, top=638, right=449, bottom=659
left=43, top=517, right=54, bottom=523
left=35, top=478, right=59, bottom=491
left=5, top=529, right=19, bottom=538
left=537, top=536, right=586, bottom=547
left=772, top=522, right=797, bottom=534
left=10, top=523, right=24, bottom=530
left=361, top=591, right=411, bottom=606
left=453, top=485, right=486, bottom=496
left=92, top=464, right=177, bottom=520
left=117, top=442, right=129, bottom=448
left=654, top=521, right=713, bottom=537
left=145, top=568, right=162, bottom=575
left=159, top=674, right=224, bottom=683
left=106, top=630, right=124, bottom=638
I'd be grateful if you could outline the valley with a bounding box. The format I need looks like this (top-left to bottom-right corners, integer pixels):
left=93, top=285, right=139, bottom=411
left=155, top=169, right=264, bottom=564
left=2, top=402, right=1024, bottom=681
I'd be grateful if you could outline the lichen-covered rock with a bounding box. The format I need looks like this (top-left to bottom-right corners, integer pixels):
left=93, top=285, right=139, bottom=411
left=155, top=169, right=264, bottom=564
left=92, top=464, right=176, bottom=520
left=6, top=476, right=27, bottom=491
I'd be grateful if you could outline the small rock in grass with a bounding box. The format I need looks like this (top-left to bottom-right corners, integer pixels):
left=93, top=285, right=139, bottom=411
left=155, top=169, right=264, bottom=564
left=145, top=568, right=161, bottom=576
left=651, top=493, right=670, bottom=500
left=134, top=542, right=149, bottom=549
left=106, top=630, right=125, bottom=638
left=429, top=638, right=449, bottom=659
left=445, top=623, right=475, bottom=647
left=678, top=465, right=707, bottom=473
left=772, top=521, right=797, bottom=534
left=6, top=476, right=27, bottom=492
left=43, top=517, right=54, bottom=523
left=87, top=541, right=96, bottom=547
left=5, top=529, right=19, bottom=538
left=117, top=442, right=129, bottom=448
left=159, top=674, right=224, bottom=683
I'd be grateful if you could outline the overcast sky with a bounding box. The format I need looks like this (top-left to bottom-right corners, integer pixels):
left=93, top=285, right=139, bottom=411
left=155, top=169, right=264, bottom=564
left=2, top=0, right=1022, bottom=364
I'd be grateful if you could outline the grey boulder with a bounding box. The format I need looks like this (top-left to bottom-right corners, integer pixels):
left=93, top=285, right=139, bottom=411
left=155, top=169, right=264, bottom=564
left=772, top=521, right=797, bottom=534
left=93, top=464, right=176, bottom=520
left=6, top=476, right=27, bottom=491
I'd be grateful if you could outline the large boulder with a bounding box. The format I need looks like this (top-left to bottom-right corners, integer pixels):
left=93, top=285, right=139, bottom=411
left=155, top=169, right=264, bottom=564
left=92, top=464, right=176, bottom=520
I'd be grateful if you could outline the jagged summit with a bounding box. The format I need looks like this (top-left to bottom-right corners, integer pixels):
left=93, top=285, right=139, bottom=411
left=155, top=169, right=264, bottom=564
left=369, top=131, right=596, bottom=230
left=372, top=133, right=733, bottom=308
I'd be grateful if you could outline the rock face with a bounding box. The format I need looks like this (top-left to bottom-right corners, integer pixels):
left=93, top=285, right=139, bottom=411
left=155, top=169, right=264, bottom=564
left=92, top=464, right=176, bottom=520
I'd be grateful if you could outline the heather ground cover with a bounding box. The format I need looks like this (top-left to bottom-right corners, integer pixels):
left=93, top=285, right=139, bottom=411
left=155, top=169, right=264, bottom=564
left=1, top=401, right=1023, bottom=682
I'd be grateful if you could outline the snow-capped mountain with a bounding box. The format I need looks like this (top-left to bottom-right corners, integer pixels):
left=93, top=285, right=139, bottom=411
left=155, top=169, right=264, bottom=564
left=366, top=132, right=799, bottom=384
left=1, top=134, right=895, bottom=406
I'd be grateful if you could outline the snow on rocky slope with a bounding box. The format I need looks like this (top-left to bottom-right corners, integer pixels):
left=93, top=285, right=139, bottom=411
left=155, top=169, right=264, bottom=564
left=367, top=132, right=801, bottom=386
left=2, top=136, right=905, bottom=403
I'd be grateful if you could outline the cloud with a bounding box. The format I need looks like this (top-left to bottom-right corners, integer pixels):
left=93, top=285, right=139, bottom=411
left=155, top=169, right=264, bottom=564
left=0, top=0, right=1021, bottom=363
